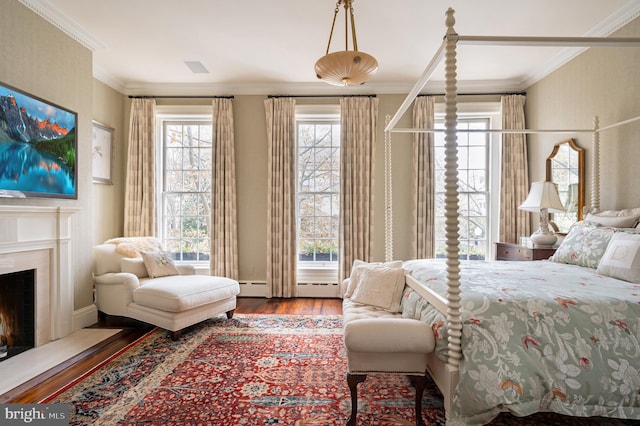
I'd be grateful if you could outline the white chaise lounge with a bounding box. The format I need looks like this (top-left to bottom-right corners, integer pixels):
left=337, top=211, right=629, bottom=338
left=93, top=238, right=239, bottom=340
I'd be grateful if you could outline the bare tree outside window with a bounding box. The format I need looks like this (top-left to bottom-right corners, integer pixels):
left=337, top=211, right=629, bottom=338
left=162, top=121, right=212, bottom=261
left=297, top=120, right=340, bottom=264
left=434, top=118, right=489, bottom=260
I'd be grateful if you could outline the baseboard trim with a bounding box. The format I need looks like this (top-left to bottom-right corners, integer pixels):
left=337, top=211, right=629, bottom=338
left=72, top=304, right=98, bottom=331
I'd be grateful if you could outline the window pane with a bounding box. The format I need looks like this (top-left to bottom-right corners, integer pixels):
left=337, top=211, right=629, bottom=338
left=162, top=121, right=213, bottom=262
left=434, top=117, right=489, bottom=261
left=296, top=118, right=340, bottom=265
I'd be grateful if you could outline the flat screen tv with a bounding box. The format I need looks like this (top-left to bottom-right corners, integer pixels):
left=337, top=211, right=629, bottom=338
left=0, top=81, right=77, bottom=199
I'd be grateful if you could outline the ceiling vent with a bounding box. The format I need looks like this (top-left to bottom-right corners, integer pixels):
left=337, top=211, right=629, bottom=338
left=184, top=61, right=209, bottom=74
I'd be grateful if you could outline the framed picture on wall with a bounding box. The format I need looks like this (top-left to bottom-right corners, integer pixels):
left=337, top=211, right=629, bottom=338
left=92, top=121, right=114, bottom=184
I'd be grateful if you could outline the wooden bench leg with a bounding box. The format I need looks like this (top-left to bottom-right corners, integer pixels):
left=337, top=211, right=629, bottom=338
left=409, top=375, right=427, bottom=426
left=226, top=309, right=235, bottom=319
left=346, top=373, right=367, bottom=426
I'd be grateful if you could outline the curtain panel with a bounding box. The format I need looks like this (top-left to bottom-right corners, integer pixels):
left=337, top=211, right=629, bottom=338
left=412, top=96, right=436, bottom=259
left=124, top=98, right=156, bottom=237
left=339, top=97, right=379, bottom=281
left=500, top=94, right=530, bottom=243
left=264, top=98, right=297, bottom=298
left=210, top=99, right=239, bottom=280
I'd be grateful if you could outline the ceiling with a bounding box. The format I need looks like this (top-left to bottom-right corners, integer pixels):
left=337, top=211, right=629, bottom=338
left=21, top=0, right=640, bottom=96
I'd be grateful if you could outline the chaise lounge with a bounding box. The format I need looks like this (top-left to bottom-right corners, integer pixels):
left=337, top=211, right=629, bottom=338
left=93, top=237, right=240, bottom=340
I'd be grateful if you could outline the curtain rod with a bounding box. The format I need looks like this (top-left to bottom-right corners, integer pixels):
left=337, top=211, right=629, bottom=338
left=268, top=94, right=376, bottom=98
left=418, top=91, right=526, bottom=97
left=128, top=95, right=234, bottom=99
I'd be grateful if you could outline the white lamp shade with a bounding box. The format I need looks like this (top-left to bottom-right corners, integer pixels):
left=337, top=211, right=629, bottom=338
left=519, top=181, right=566, bottom=213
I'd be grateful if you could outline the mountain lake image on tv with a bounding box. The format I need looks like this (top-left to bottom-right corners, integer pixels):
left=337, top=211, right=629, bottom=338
left=0, top=82, right=77, bottom=199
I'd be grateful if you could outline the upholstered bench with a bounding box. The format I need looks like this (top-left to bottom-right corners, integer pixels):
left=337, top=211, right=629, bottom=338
left=93, top=238, right=240, bottom=340
left=341, top=262, right=435, bottom=426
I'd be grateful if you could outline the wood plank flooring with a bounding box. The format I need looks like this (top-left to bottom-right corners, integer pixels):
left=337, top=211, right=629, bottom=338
left=1, top=297, right=342, bottom=404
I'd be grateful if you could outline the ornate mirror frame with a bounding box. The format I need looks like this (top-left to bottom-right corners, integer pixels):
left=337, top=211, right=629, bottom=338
left=545, top=138, right=585, bottom=233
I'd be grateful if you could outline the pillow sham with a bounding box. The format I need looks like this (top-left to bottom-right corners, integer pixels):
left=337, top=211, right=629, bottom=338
left=344, top=259, right=403, bottom=298
left=140, top=251, right=180, bottom=278
left=596, top=232, right=640, bottom=283
left=121, top=258, right=149, bottom=278
left=585, top=212, right=640, bottom=228
left=350, top=264, right=405, bottom=312
left=550, top=222, right=615, bottom=268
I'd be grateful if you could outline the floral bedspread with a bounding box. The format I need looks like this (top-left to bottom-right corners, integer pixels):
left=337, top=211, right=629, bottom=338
left=401, top=258, right=640, bottom=425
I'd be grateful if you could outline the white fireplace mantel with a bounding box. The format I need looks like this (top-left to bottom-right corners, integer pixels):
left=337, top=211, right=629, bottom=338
left=0, top=205, right=79, bottom=343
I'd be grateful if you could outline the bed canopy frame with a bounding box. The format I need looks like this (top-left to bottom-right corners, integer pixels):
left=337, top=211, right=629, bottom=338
left=383, top=8, right=640, bottom=423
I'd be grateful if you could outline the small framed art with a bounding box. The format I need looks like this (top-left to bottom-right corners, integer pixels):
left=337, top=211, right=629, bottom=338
left=92, top=121, right=114, bottom=184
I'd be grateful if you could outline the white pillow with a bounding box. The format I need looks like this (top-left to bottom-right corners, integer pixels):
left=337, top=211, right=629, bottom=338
left=350, top=265, right=405, bottom=312
left=140, top=251, right=180, bottom=278
left=121, top=258, right=149, bottom=278
left=585, top=211, right=640, bottom=228
left=344, top=259, right=403, bottom=298
left=596, top=233, right=640, bottom=283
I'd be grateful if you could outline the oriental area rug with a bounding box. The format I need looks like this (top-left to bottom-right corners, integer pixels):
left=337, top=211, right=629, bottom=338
left=42, top=315, right=635, bottom=425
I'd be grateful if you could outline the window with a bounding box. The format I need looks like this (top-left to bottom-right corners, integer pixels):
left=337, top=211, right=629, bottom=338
left=296, top=113, right=340, bottom=266
left=434, top=117, right=491, bottom=260
left=161, top=119, right=212, bottom=262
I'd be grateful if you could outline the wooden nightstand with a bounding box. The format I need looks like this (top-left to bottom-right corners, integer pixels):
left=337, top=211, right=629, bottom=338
left=495, top=242, right=557, bottom=261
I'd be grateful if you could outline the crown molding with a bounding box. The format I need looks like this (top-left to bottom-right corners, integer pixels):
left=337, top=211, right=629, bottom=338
left=19, top=0, right=105, bottom=51
left=520, top=0, right=640, bottom=89
left=92, top=63, right=127, bottom=94
left=118, top=78, right=524, bottom=98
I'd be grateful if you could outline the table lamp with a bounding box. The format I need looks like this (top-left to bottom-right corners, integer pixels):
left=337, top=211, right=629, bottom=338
left=518, top=181, right=566, bottom=247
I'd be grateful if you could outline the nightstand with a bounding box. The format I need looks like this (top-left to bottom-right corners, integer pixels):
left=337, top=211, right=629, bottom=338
left=495, top=242, right=557, bottom=261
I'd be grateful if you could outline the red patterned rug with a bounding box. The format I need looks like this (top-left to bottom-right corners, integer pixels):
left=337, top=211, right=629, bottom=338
left=42, top=315, right=635, bottom=425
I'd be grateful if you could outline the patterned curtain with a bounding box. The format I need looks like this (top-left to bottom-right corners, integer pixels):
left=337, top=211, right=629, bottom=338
left=500, top=94, right=531, bottom=243
left=124, top=98, right=156, bottom=237
left=339, top=97, right=379, bottom=281
left=264, top=98, right=297, bottom=298
left=412, top=96, right=435, bottom=259
left=210, top=98, right=238, bottom=279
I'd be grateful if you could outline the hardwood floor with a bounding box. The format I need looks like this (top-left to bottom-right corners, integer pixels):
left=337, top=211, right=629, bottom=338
left=0, top=297, right=342, bottom=404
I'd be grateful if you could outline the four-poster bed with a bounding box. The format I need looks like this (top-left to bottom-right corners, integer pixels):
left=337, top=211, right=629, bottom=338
left=384, top=8, right=640, bottom=425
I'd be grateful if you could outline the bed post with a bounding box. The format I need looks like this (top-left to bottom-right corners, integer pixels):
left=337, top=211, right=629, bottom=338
left=384, top=115, right=394, bottom=262
left=443, top=9, right=463, bottom=420
left=590, top=116, right=600, bottom=213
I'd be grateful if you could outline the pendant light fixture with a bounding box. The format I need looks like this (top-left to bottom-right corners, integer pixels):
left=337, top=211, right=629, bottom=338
left=314, top=0, right=378, bottom=86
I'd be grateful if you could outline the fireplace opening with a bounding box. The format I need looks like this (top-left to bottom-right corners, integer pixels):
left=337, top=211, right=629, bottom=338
left=0, top=269, right=35, bottom=361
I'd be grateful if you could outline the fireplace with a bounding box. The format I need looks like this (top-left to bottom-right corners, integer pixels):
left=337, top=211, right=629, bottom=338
left=0, top=269, right=35, bottom=361
left=0, top=206, right=76, bottom=352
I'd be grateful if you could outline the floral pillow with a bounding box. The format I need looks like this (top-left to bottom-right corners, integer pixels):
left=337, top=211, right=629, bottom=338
left=140, top=251, right=180, bottom=278
left=550, top=222, right=615, bottom=269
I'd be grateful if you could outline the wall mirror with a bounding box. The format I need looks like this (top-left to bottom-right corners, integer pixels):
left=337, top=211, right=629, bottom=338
left=546, top=138, right=585, bottom=234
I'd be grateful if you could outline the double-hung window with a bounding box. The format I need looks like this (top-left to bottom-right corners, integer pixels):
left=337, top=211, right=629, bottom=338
left=159, top=118, right=212, bottom=262
left=296, top=114, right=341, bottom=267
left=434, top=108, right=499, bottom=260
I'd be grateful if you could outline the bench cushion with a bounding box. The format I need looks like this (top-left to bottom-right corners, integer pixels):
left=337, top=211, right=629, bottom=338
left=134, top=276, right=239, bottom=312
left=342, top=298, right=400, bottom=324
left=344, top=317, right=435, bottom=353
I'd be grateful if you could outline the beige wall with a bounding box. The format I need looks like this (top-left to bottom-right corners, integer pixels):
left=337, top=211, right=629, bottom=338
left=92, top=80, right=126, bottom=244
left=1, top=0, right=95, bottom=311
left=526, top=16, right=640, bottom=211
